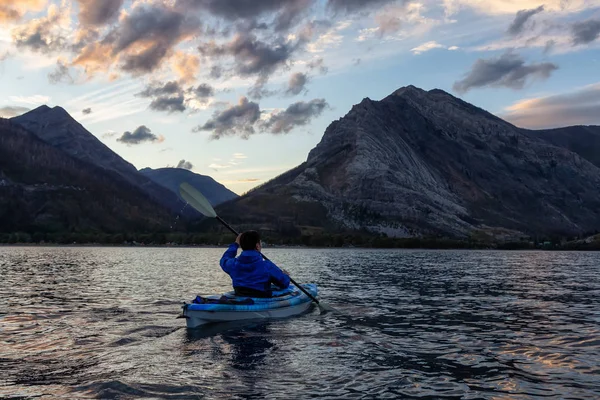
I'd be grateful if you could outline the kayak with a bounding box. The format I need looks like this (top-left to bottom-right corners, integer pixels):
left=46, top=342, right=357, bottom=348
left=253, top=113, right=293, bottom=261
left=181, top=283, right=318, bottom=329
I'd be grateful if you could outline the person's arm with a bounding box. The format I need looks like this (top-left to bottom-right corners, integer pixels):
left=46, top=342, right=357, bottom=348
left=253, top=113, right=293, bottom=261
left=266, top=260, right=290, bottom=288
left=220, top=234, right=241, bottom=273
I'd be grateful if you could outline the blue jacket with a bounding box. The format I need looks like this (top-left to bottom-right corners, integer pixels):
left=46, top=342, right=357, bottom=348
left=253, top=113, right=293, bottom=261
left=220, top=243, right=290, bottom=295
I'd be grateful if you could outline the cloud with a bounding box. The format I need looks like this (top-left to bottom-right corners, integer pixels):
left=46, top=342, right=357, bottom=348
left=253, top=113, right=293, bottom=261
left=411, top=41, right=445, bottom=54
left=149, top=95, right=186, bottom=113
left=137, top=81, right=217, bottom=113
left=72, top=4, right=200, bottom=77
left=175, top=0, right=317, bottom=34
left=209, top=163, right=234, bottom=170
left=193, top=83, right=215, bottom=98
left=9, top=95, right=50, bottom=105
left=114, top=6, right=200, bottom=74
left=199, top=32, right=300, bottom=97
left=260, top=98, right=328, bottom=134
left=75, top=0, right=124, bottom=26
left=571, top=19, right=600, bottom=45
left=375, top=12, right=402, bottom=35
left=72, top=42, right=115, bottom=76
left=0, top=0, right=46, bottom=23
left=195, top=96, right=261, bottom=139
left=102, top=131, right=118, bottom=139
left=0, top=106, right=30, bottom=118
left=139, top=81, right=183, bottom=97
left=176, top=0, right=312, bottom=24
left=176, top=159, right=193, bottom=170
left=502, top=83, right=600, bottom=129
left=117, top=125, right=164, bottom=145
left=137, top=81, right=186, bottom=113
left=306, top=20, right=349, bottom=53
left=306, top=57, right=328, bottom=74
left=327, top=0, right=399, bottom=14
left=11, top=3, right=69, bottom=54
left=200, top=33, right=296, bottom=78
left=233, top=153, right=248, bottom=159
left=82, top=107, right=92, bottom=115
left=238, top=178, right=261, bottom=182
left=285, top=72, right=308, bottom=95
left=195, top=96, right=327, bottom=139
left=453, top=52, right=558, bottom=94
left=507, top=5, right=544, bottom=36
left=209, top=65, right=224, bottom=78
left=443, top=0, right=597, bottom=15
left=48, top=60, right=74, bottom=84
left=172, top=51, right=200, bottom=83
left=272, top=0, right=314, bottom=32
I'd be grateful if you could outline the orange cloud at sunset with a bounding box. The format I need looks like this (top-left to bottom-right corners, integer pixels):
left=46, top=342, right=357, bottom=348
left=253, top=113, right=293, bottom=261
left=503, top=83, right=600, bottom=129
left=72, top=42, right=114, bottom=76
left=0, top=0, right=46, bottom=23
left=172, top=51, right=201, bottom=83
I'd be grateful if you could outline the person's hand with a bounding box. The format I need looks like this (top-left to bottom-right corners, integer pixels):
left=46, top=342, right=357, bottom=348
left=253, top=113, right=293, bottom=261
left=235, top=234, right=242, bottom=245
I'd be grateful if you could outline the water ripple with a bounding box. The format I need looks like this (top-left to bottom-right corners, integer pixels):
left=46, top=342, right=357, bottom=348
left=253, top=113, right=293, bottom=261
left=1, top=247, right=599, bottom=399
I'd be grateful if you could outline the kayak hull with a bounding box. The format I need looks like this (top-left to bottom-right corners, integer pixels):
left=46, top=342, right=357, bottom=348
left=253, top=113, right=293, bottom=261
left=183, top=301, right=315, bottom=328
left=182, top=283, right=318, bottom=329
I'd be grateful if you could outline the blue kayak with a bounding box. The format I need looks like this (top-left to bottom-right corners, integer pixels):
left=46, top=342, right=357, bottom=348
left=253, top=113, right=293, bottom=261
left=181, top=284, right=318, bottom=328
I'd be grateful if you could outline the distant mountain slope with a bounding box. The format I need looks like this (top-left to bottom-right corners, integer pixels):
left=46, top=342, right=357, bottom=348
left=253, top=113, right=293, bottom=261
left=524, top=126, right=600, bottom=169
left=0, top=119, right=173, bottom=233
left=10, top=106, right=191, bottom=216
left=139, top=167, right=238, bottom=207
left=215, top=86, right=600, bottom=239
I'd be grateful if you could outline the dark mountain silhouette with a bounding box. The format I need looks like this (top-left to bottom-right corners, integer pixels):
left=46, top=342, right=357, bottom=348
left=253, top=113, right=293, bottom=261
left=140, top=167, right=238, bottom=207
left=0, top=118, right=174, bottom=233
left=11, top=106, right=193, bottom=216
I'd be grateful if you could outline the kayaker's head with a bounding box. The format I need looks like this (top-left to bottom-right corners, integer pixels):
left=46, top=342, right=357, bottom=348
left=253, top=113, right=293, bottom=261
left=239, top=230, right=261, bottom=251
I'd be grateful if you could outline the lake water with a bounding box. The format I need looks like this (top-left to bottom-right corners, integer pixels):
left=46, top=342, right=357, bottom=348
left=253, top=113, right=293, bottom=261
left=1, top=247, right=599, bottom=399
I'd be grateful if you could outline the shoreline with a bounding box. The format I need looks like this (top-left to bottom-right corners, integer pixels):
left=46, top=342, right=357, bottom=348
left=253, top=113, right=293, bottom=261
left=1, top=243, right=598, bottom=251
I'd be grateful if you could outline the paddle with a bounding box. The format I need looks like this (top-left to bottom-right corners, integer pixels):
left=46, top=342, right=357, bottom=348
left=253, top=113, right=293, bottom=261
left=179, top=182, right=334, bottom=313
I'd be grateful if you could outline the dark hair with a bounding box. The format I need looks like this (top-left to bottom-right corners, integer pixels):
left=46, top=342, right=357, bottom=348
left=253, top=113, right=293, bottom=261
left=240, top=230, right=260, bottom=250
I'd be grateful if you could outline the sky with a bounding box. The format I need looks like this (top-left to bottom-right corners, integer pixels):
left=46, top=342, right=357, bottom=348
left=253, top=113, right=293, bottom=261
left=1, top=0, right=599, bottom=195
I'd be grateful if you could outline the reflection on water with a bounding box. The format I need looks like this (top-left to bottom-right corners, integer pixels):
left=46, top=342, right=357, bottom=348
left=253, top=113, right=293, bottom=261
left=1, top=247, right=599, bottom=399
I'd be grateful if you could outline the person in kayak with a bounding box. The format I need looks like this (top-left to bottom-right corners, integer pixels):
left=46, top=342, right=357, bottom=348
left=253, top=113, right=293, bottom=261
left=220, top=230, right=290, bottom=298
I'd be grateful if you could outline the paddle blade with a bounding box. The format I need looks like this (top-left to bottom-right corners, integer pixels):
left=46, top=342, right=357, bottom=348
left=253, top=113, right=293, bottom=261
left=179, top=182, right=217, bottom=218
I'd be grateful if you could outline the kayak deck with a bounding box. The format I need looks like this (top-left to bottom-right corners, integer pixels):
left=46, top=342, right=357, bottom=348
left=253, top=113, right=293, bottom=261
left=182, top=283, right=318, bottom=328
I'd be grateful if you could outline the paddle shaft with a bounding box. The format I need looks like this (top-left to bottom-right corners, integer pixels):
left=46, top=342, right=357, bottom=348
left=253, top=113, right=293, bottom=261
left=215, top=216, right=320, bottom=305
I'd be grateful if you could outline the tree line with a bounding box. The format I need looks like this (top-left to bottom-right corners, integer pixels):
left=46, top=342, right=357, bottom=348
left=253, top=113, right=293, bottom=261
left=2, top=230, right=599, bottom=250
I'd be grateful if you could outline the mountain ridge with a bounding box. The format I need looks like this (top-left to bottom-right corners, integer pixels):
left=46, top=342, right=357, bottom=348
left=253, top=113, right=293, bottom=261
left=139, top=167, right=238, bottom=207
left=214, top=85, right=600, bottom=240
left=0, top=118, right=175, bottom=233
left=11, top=106, right=192, bottom=216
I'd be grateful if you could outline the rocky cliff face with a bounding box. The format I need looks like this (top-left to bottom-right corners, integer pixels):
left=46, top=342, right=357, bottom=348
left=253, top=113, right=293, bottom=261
left=140, top=167, right=238, bottom=207
left=11, top=106, right=190, bottom=216
left=218, top=86, right=600, bottom=239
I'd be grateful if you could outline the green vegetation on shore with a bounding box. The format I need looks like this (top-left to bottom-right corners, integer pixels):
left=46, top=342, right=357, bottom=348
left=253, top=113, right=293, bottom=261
left=2, top=231, right=599, bottom=250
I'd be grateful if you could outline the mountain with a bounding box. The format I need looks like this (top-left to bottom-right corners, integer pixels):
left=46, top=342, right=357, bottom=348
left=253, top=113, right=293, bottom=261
left=214, top=86, right=600, bottom=240
left=10, top=106, right=192, bottom=216
left=525, top=126, right=600, bottom=169
left=0, top=118, right=174, bottom=233
left=139, top=167, right=238, bottom=207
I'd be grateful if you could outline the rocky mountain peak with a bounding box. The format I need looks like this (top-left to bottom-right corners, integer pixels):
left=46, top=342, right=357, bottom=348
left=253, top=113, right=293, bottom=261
left=23, top=105, right=73, bottom=123
left=230, top=84, right=600, bottom=240
left=391, top=85, right=427, bottom=98
left=11, top=106, right=194, bottom=215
